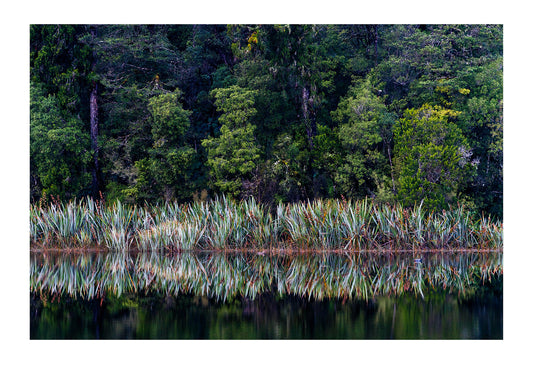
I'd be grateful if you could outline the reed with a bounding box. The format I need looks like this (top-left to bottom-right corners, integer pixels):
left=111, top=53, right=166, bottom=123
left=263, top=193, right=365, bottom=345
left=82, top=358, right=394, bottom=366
left=30, top=196, right=503, bottom=252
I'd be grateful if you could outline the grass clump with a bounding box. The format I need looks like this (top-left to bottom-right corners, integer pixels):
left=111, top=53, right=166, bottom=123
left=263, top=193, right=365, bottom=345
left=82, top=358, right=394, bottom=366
left=30, top=196, right=503, bottom=252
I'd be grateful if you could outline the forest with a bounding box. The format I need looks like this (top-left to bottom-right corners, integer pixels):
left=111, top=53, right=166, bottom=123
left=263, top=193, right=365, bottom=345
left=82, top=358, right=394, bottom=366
left=30, top=24, right=503, bottom=219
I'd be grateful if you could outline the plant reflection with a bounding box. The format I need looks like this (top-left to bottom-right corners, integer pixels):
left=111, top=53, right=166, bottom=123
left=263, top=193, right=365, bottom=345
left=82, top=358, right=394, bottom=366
left=31, top=251, right=502, bottom=301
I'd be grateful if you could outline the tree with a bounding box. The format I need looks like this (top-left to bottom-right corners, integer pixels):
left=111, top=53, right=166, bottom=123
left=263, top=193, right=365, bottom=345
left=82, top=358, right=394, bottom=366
left=30, top=25, right=92, bottom=115
left=29, top=24, right=503, bottom=217
left=30, top=25, right=93, bottom=201
left=30, top=84, right=92, bottom=200
left=455, top=58, right=503, bottom=217
left=202, top=86, right=260, bottom=198
left=373, top=25, right=503, bottom=111
left=229, top=25, right=356, bottom=199
left=393, top=105, right=475, bottom=210
left=81, top=25, right=190, bottom=201
left=331, top=78, right=395, bottom=200
left=262, top=132, right=311, bottom=203
left=127, top=89, right=195, bottom=202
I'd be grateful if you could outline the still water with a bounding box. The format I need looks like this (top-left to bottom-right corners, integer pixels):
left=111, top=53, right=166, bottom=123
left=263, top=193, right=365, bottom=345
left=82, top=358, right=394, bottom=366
left=30, top=250, right=502, bottom=339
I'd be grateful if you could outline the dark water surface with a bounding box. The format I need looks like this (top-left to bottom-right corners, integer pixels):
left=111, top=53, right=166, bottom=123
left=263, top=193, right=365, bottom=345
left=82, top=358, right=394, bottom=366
left=30, top=250, right=502, bottom=339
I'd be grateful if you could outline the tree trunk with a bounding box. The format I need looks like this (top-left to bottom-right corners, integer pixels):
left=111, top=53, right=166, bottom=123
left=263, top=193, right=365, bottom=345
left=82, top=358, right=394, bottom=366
left=302, top=85, right=318, bottom=199
left=89, top=25, right=100, bottom=198
left=388, top=144, right=396, bottom=193
left=90, top=82, right=100, bottom=197
left=302, top=86, right=316, bottom=150
left=374, top=25, right=379, bottom=67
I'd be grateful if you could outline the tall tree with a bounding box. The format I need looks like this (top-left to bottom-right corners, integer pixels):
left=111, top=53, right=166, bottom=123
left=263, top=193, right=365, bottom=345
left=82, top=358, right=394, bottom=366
left=30, top=83, right=92, bottom=200
left=331, top=77, right=396, bottom=200
left=202, top=86, right=260, bottom=198
left=393, top=105, right=475, bottom=210
left=229, top=24, right=355, bottom=199
left=30, top=25, right=93, bottom=201
left=82, top=25, right=184, bottom=201
left=455, top=58, right=503, bottom=217
left=88, top=25, right=100, bottom=197
left=129, top=89, right=195, bottom=202
left=29, top=24, right=503, bottom=217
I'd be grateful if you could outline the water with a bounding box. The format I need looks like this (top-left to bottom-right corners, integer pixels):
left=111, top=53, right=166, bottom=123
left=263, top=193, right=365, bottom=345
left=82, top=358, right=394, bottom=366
left=30, top=250, right=502, bottom=339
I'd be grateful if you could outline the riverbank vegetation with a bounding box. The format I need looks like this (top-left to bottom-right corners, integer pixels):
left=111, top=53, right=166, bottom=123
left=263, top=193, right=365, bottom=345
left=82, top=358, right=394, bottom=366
left=30, top=25, right=503, bottom=220
left=30, top=196, right=502, bottom=252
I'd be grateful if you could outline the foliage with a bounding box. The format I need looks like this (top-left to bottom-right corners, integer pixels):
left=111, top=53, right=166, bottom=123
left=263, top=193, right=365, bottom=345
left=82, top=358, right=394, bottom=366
left=454, top=58, right=503, bottom=217
left=393, top=105, right=474, bottom=210
left=31, top=249, right=502, bottom=301
left=202, top=86, right=260, bottom=198
left=30, top=196, right=502, bottom=252
left=129, top=89, right=196, bottom=202
left=30, top=24, right=503, bottom=219
left=331, top=77, right=396, bottom=199
left=30, top=84, right=92, bottom=200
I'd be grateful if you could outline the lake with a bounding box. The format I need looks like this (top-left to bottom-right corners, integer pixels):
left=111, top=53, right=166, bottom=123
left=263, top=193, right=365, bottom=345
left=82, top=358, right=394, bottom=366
left=30, top=250, right=502, bottom=339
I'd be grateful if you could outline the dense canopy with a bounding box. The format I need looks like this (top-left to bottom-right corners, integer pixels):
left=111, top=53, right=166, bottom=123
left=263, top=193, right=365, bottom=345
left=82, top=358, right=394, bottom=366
left=30, top=24, right=503, bottom=219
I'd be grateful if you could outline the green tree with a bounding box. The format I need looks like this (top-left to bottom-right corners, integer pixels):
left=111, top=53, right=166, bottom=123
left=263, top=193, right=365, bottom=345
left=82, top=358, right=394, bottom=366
left=331, top=78, right=395, bottom=199
left=374, top=25, right=503, bottom=111
left=30, top=84, right=92, bottom=200
left=202, top=86, right=260, bottom=198
left=128, top=89, right=195, bottom=202
left=455, top=58, right=503, bottom=217
left=30, top=25, right=92, bottom=116
left=393, top=105, right=475, bottom=210
left=30, top=25, right=94, bottom=201
left=29, top=24, right=503, bottom=216
left=263, top=132, right=311, bottom=202
left=229, top=25, right=358, bottom=199
left=80, top=26, right=178, bottom=198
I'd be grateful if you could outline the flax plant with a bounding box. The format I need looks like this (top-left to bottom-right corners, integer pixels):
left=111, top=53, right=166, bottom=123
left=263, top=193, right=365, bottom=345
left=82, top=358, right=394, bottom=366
left=30, top=196, right=502, bottom=252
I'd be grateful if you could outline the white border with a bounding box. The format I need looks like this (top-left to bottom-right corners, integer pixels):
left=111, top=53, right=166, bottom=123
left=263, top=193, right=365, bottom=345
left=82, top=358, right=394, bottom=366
left=2, top=1, right=531, bottom=376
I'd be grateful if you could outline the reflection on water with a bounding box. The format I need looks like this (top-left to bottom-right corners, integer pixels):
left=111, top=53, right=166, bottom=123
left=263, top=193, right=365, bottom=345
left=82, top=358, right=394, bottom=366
left=31, top=251, right=502, bottom=300
left=30, top=291, right=502, bottom=339
left=30, top=251, right=502, bottom=339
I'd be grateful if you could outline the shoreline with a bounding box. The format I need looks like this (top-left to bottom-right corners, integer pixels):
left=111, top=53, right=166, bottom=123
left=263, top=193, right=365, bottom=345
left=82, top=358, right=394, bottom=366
left=29, top=246, right=503, bottom=254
